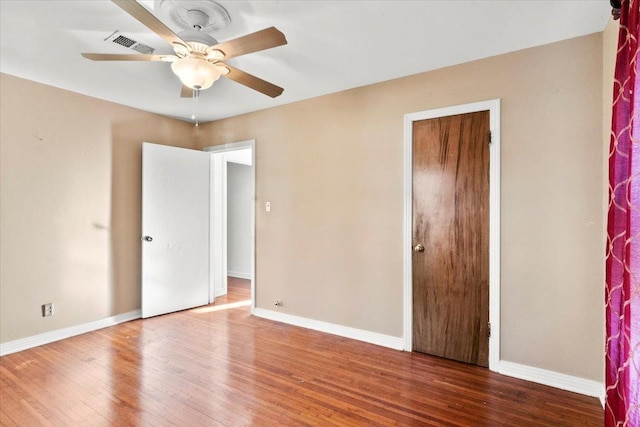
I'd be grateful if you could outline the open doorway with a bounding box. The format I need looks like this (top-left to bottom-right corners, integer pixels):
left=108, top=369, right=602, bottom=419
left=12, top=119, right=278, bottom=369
left=204, top=140, right=256, bottom=313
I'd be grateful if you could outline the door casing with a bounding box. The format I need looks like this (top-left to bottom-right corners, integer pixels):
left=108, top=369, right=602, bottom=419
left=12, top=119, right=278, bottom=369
left=204, top=140, right=256, bottom=314
left=403, top=99, right=501, bottom=371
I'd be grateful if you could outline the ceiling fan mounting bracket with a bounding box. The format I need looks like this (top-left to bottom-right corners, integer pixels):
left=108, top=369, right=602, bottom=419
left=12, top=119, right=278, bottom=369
left=157, top=0, right=231, bottom=34
left=185, top=9, right=209, bottom=30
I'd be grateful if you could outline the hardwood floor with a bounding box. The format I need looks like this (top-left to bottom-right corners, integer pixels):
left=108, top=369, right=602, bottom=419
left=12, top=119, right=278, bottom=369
left=1, top=278, right=603, bottom=426
left=214, top=276, right=251, bottom=304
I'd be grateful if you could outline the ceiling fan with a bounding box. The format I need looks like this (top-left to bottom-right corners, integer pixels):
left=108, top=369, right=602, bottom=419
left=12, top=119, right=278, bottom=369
left=82, top=0, right=287, bottom=98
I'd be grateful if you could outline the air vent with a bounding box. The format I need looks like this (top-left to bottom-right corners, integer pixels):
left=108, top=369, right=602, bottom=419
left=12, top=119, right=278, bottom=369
left=113, top=35, right=136, bottom=48
left=105, top=31, right=155, bottom=54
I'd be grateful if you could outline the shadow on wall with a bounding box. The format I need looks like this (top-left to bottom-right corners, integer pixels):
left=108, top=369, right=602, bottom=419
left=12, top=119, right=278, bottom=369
left=110, top=122, right=145, bottom=314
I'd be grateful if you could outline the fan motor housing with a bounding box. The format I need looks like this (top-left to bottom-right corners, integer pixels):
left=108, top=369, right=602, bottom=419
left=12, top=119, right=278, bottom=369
left=178, top=29, right=218, bottom=47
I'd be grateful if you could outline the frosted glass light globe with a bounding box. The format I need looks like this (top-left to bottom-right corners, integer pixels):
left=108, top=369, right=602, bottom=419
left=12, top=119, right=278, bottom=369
left=171, top=57, right=221, bottom=90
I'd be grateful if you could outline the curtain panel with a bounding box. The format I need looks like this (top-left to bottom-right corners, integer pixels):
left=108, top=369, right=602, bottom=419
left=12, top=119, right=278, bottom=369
left=605, top=0, right=640, bottom=425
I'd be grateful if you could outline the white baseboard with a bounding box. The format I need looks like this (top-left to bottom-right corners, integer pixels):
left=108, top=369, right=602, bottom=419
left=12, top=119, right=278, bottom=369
left=0, top=310, right=141, bottom=356
left=254, top=309, right=605, bottom=401
left=3, top=308, right=604, bottom=403
left=227, top=270, right=251, bottom=280
left=498, top=360, right=605, bottom=401
left=253, top=308, right=404, bottom=350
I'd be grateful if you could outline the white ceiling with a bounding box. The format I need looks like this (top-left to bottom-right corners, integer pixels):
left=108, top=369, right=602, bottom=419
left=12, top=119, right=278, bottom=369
left=0, top=0, right=611, bottom=123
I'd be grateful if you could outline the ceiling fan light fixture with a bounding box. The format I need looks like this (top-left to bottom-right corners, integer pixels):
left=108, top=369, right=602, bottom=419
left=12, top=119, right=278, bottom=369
left=171, top=56, right=222, bottom=90
left=82, top=1, right=287, bottom=99
left=173, top=43, right=191, bottom=57
left=205, top=49, right=224, bottom=61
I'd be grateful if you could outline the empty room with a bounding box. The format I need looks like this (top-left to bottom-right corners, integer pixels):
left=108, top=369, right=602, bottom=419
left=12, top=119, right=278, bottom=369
left=1, top=0, right=638, bottom=425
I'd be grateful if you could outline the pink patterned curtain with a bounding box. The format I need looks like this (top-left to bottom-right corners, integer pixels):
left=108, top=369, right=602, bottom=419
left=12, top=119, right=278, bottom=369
left=606, top=1, right=640, bottom=425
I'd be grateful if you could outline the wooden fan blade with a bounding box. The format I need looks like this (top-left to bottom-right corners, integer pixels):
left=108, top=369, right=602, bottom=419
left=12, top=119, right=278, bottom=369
left=210, top=27, right=286, bottom=60
left=180, top=85, right=193, bottom=98
left=223, top=64, right=284, bottom=98
left=112, top=0, right=188, bottom=50
left=81, top=53, right=175, bottom=61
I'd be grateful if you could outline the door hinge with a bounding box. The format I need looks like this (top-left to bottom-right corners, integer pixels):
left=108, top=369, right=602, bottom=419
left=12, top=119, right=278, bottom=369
left=488, top=322, right=491, bottom=338
left=488, top=131, right=492, bottom=146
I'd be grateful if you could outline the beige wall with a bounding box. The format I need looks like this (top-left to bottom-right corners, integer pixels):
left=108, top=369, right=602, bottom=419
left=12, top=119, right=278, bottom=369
left=0, top=74, right=195, bottom=342
left=1, top=31, right=610, bottom=383
left=196, top=33, right=606, bottom=382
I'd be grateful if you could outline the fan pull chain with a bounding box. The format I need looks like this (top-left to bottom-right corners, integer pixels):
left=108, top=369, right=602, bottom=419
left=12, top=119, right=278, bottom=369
left=191, top=87, right=201, bottom=127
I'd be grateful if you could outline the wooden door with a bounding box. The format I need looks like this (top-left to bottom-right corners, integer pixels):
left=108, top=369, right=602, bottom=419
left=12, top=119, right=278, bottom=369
left=412, top=111, right=490, bottom=367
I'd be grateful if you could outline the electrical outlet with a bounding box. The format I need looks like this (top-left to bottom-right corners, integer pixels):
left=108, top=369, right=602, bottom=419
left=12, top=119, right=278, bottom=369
left=42, top=303, right=54, bottom=317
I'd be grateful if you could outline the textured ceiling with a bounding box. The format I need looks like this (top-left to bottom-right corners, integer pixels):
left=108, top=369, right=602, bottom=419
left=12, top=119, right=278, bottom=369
left=0, top=0, right=611, bottom=123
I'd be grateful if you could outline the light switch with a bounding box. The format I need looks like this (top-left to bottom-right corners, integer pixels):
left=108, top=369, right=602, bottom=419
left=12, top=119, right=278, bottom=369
left=265, top=201, right=271, bottom=212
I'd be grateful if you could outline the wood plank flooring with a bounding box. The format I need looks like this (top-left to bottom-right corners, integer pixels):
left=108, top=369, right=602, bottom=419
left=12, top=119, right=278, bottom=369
left=1, top=278, right=603, bottom=426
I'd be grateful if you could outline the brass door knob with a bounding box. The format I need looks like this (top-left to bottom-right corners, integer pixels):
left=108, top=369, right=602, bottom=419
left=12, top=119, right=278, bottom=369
left=413, top=244, right=425, bottom=252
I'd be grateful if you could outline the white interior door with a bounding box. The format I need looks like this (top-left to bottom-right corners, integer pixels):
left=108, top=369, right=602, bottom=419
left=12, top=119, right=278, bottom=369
left=142, top=142, right=210, bottom=318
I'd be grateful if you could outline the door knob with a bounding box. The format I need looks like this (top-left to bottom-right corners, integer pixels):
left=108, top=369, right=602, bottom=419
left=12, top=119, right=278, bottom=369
left=413, top=244, right=425, bottom=252
left=142, top=236, right=153, bottom=242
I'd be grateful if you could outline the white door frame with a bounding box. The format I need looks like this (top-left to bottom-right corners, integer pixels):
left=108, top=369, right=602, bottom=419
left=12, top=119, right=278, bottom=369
left=403, top=99, right=501, bottom=371
left=209, top=151, right=227, bottom=301
left=204, top=140, right=256, bottom=314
